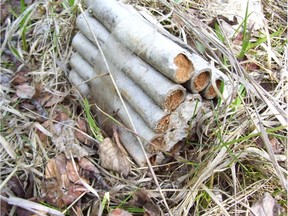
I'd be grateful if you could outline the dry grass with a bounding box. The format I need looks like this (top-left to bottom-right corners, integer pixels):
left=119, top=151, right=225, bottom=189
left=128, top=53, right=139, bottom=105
left=0, top=0, right=287, bottom=215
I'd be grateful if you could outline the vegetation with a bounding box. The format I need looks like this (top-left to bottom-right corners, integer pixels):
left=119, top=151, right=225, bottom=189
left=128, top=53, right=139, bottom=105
left=0, top=0, right=287, bottom=215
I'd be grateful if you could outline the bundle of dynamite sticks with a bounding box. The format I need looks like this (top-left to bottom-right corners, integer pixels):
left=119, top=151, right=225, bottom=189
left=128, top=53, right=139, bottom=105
left=69, top=0, right=230, bottom=166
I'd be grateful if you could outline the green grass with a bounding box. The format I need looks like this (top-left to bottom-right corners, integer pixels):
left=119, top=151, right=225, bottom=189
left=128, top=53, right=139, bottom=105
left=83, top=98, right=104, bottom=142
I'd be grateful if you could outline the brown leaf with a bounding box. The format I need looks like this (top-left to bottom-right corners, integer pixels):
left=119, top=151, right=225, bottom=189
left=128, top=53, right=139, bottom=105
left=15, top=83, right=35, bottom=99
left=66, top=160, right=80, bottom=183
left=53, top=110, right=69, bottom=122
left=62, top=184, right=87, bottom=206
left=269, top=137, right=283, bottom=154
left=11, top=70, right=32, bottom=85
left=108, top=208, right=133, bottom=216
left=7, top=176, right=25, bottom=198
left=233, top=32, right=243, bottom=46
left=99, top=137, right=131, bottom=177
left=78, top=157, right=99, bottom=174
left=39, top=92, right=64, bottom=107
left=132, top=189, right=161, bottom=216
left=75, top=119, right=90, bottom=145
left=55, top=154, right=68, bottom=175
left=45, top=158, right=61, bottom=179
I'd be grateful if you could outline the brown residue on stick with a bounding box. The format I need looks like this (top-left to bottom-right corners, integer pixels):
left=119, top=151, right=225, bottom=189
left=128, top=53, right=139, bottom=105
left=193, top=71, right=211, bottom=92
left=147, top=136, right=165, bottom=154
left=202, top=79, right=223, bottom=99
left=164, top=89, right=184, bottom=111
left=156, top=115, right=170, bottom=133
left=174, top=53, right=193, bottom=83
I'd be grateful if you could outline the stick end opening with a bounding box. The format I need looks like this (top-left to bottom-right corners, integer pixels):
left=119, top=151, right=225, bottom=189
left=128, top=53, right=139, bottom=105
left=193, top=71, right=211, bottom=92
left=202, top=79, right=223, bottom=99
left=174, top=53, right=193, bottom=83
left=164, top=89, right=185, bottom=111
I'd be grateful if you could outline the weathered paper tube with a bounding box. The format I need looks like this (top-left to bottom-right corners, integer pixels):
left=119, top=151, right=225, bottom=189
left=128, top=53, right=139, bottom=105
left=75, top=12, right=186, bottom=111
left=68, top=69, right=90, bottom=97
left=201, top=68, right=228, bottom=99
left=70, top=52, right=165, bottom=154
left=201, top=79, right=223, bottom=99
left=68, top=70, right=147, bottom=166
left=164, top=94, right=202, bottom=151
left=85, top=0, right=193, bottom=83
left=72, top=34, right=169, bottom=133
left=184, top=53, right=211, bottom=93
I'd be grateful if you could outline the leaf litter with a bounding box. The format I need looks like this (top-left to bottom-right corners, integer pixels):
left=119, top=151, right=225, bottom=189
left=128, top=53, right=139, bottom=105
left=99, top=127, right=131, bottom=177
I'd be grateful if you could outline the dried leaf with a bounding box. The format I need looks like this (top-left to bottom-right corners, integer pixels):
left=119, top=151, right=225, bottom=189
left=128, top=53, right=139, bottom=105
left=55, top=154, right=68, bottom=175
left=39, top=93, right=64, bottom=107
left=7, top=176, right=25, bottom=198
left=75, top=119, right=90, bottom=145
left=99, top=137, right=131, bottom=177
left=108, top=208, right=133, bottom=216
left=53, top=110, right=69, bottom=122
left=269, top=137, right=283, bottom=154
left=249, top=193, right=281, bottom=216
left=233, top=32, right=244, bottom=45
left=62, top=184, right=87, bottom=206
left=79, top=157, right=109, bottom=190
left=43, top=155, right=89, bottom=208
left=132, top=189, right=161, bottom=216
left=78, top=157, right=99, bottom=174
left=45, top=158, right=61, bottom=179
left=15, top=83, right=35, bottom=99
left=66, top=160, right=80, bottom=183
left=11, top=70, right=31, bottom=85
left=52, top=119, right=89, bottom=159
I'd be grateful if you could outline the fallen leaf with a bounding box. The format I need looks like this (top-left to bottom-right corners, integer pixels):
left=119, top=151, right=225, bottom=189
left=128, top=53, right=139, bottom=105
left=132, top=188, right=161, bottom=216
left=233, top=32, right=244, bottom=46
left=78, top=157, right=99, bottom=174
left=43, top=154, right=90, bottom=208
left=108, top=208, right=133, bottom=216
left=52, top=119, right=89, bottom=159
left=269, top=137, right=283, bottom=154
left=66, top=160, right=80, bottom=183
left=78, top=157, right=109, bottom=190
left=61, top=184, right=87, bottom=206
left=53, top=110, right=69, bottom=122
left=11, top=70, right=31, bottom=85
left=55, top=154, right=68, bottom=175
left=249, top=192, right=281, bottom=216
left=15, top=83, right=35, bottom=99
left=7, top=176, right=25, bottom=198
left=45, top=157, right=61, bottom=179
left=99, top=137, right=131, bottom=177
left=39, top=92, right=64, bottom=107
left=75, top=118, right=90, bottom=145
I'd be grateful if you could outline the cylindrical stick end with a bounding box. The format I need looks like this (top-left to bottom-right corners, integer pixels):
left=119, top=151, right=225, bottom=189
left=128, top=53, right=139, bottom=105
left=202, top=79, right=223, bottom=99
left=193, top=71, right=211, bottom=92
left=164, top=89, right=185, bottom=111
left=174, top=53, right=193, bottom=83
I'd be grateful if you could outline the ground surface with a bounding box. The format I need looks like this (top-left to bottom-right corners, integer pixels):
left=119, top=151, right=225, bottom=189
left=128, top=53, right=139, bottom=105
left=0, top=0, right=287, bottom=215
